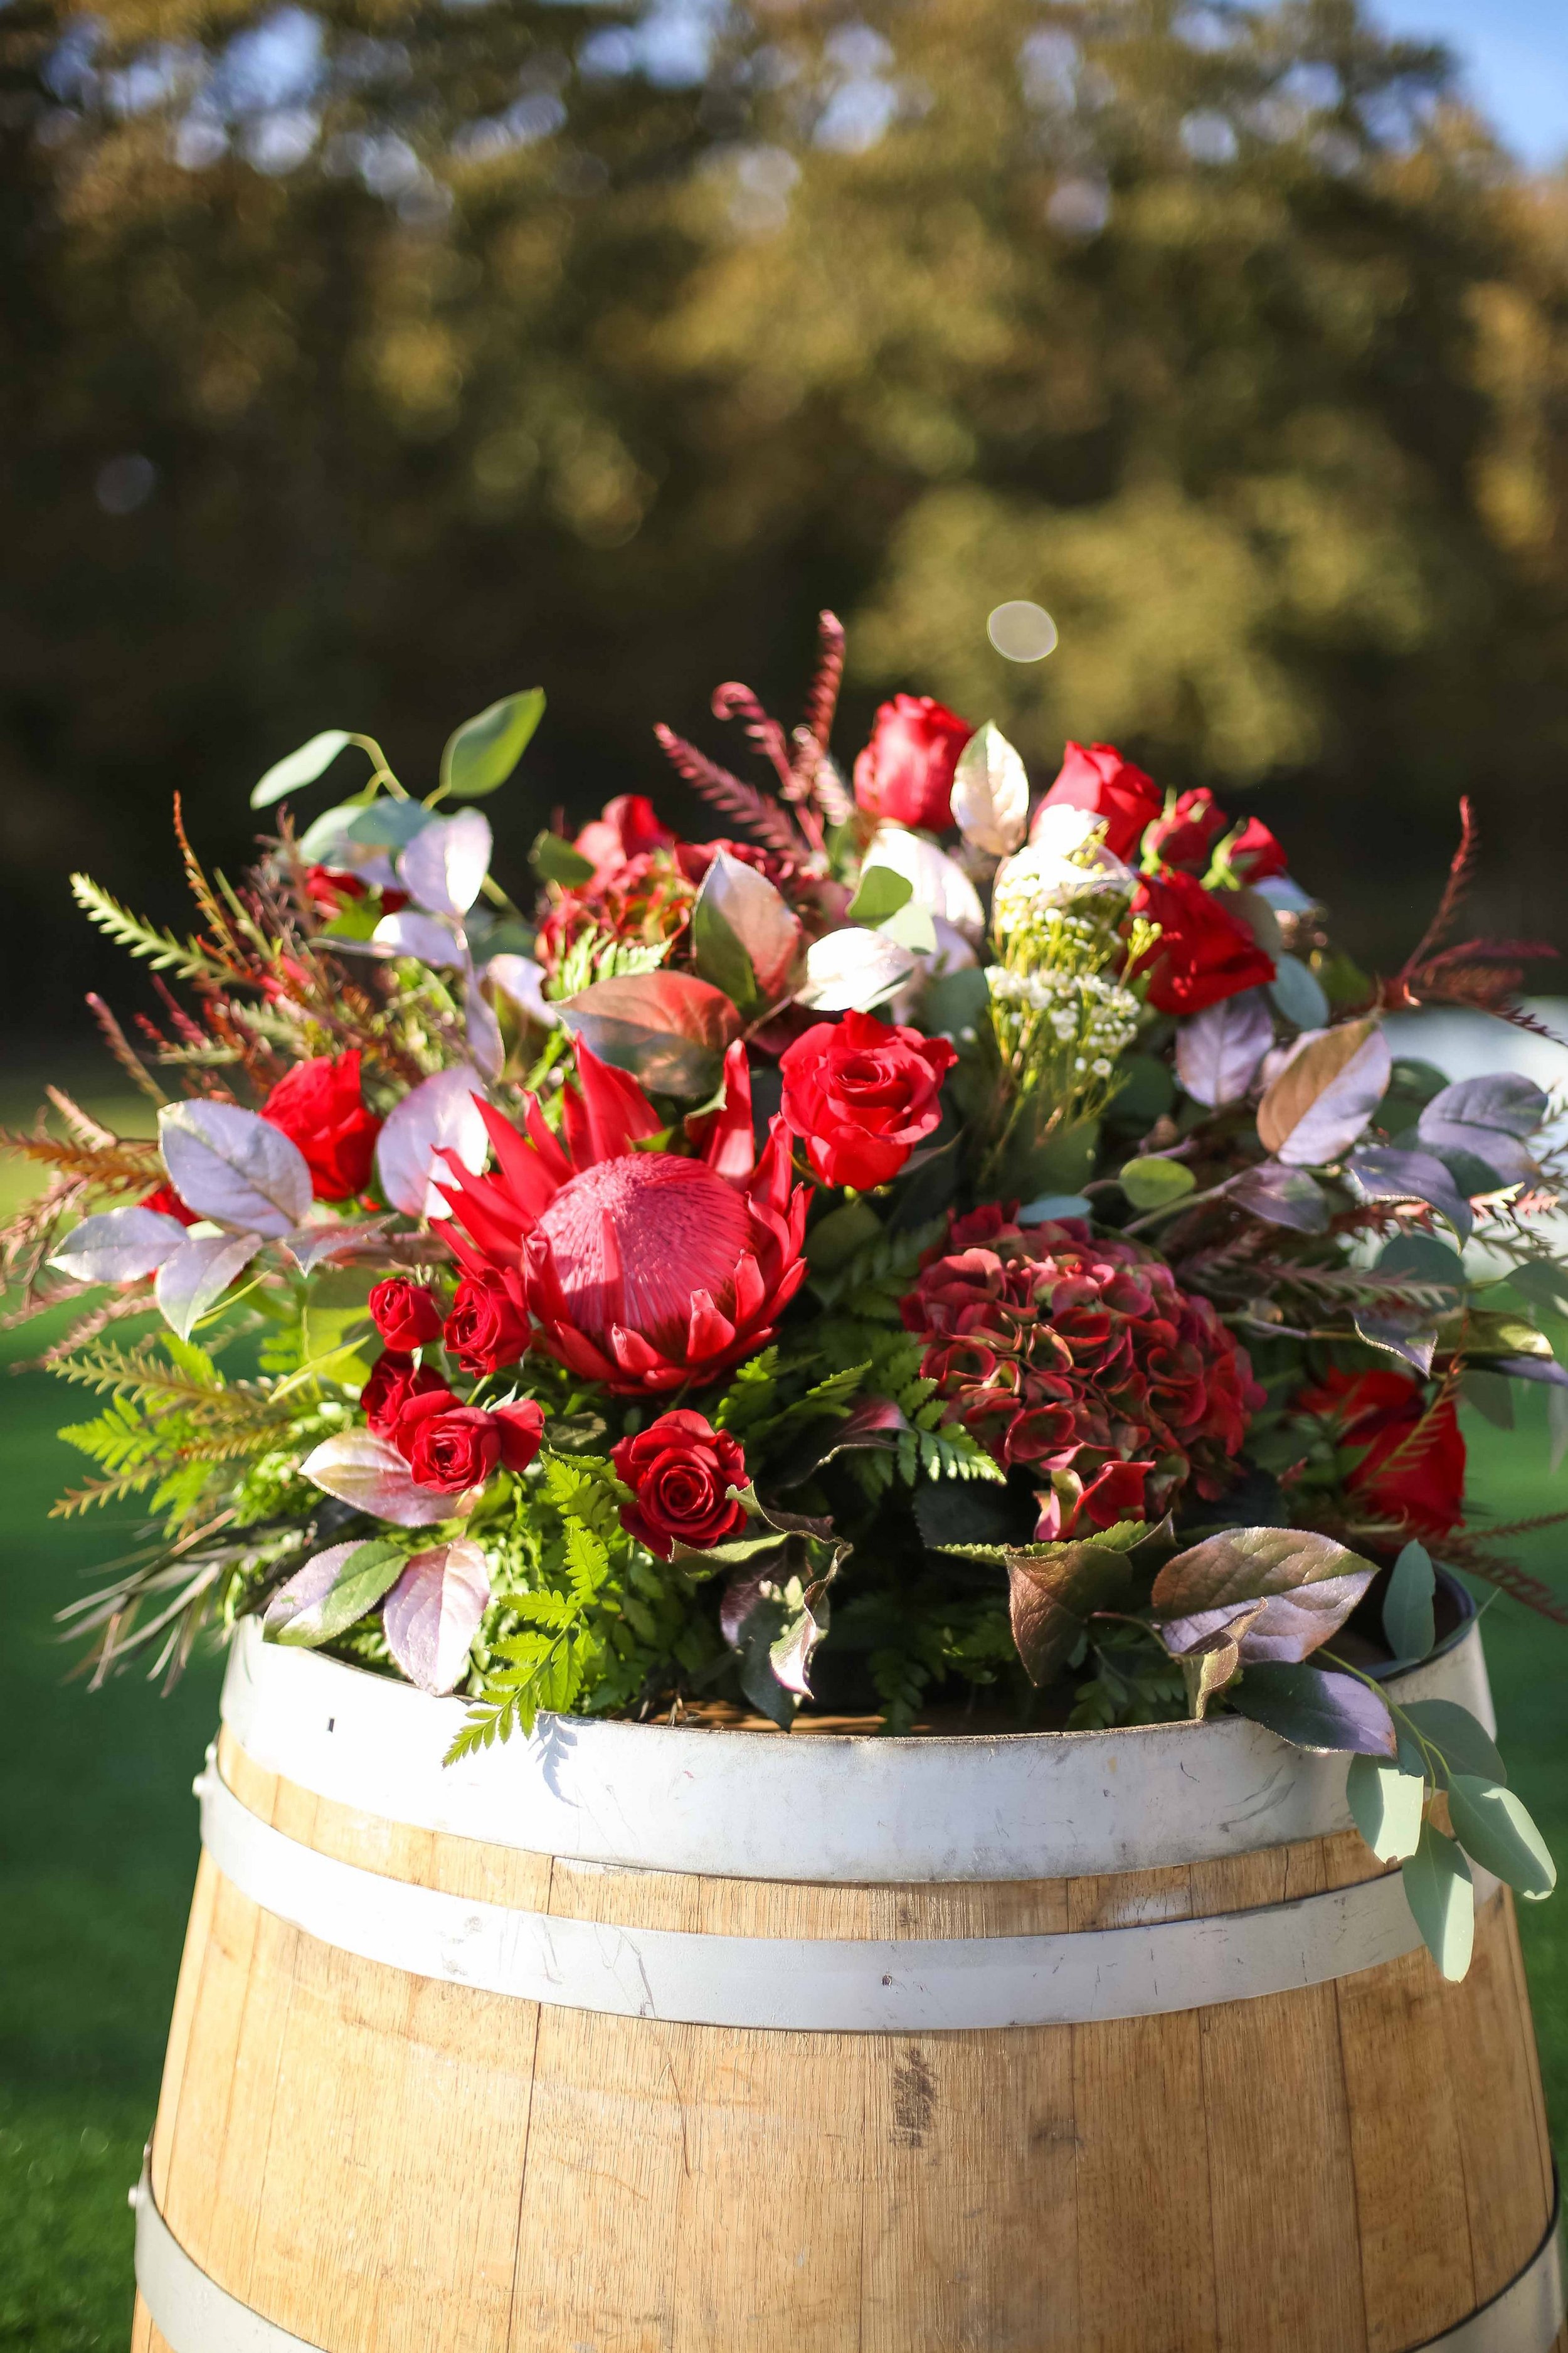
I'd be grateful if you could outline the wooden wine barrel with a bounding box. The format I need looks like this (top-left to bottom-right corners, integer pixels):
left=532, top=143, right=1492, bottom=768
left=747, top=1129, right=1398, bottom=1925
left=130, top=1608, right=1564, bottom=2353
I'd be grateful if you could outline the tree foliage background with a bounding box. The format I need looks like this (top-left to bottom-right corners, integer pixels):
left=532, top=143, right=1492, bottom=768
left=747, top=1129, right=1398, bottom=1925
left=5, top=0, right=1568, bottom=1038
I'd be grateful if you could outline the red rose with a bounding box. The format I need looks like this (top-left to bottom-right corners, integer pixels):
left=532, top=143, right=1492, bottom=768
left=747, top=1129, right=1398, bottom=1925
left=304, top=866, right=409, bottom=918
left=1228, top=815, right=1289, bottom=883
left=1296, top=1367, right=1465, bottom=1541
left=852, top=694, right=973, bottom=832
left=444, top=1272, right=531, bottom=1375
left=361, top=1351, right=446, bottom=1437
left=612, top=1410, right=748, bottom=1558
left=1147, top=788, right=1227, bottom=873
left=574, top=794, right=675, bottom=888
left=261, top=1052, right=381, bottom=1202
left=140, top=1183, right=198, bottom=1228
left=1036, top=741, right=1162, bottom=861
left=393, top=1387, right=544, bottom=1492
left=1131, top=869, right=1276, bottom=1016
left=779, top=1011, right=957, bottom=1191
left=369, top=1278, right=444, bottom=1351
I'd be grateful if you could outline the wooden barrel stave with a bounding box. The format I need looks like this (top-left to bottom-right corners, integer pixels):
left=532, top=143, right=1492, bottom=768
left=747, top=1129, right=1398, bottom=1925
left=128, top=1703, right=1559, bottom=2353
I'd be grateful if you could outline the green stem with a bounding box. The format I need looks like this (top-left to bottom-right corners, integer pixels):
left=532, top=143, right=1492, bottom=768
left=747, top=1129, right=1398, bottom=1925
left=1123, top=1176, right=1232, bottom=1237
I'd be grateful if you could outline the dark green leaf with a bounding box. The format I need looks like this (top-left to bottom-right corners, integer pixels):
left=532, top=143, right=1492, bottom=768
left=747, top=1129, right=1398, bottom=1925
left=1382, top=1540, right=1436, bottom=1664
left=1008, top=1546, right=1134, bottom=1686
left=1231, top=1663, right=1396, bottom=1755
left=805, top=1198, right=883, bottom=1273
left=441, top=689, right=546, bottom=799
left=1399, top=1697, right=1507, bottom=1787
left=691, top=890, right=761, bottom=1016
left=532, top=831, right=596, bottom=887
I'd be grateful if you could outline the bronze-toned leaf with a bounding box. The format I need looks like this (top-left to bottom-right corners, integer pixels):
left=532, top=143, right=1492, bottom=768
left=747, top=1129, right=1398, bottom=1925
left=1007, top=1544, right=1134, bottom=1686
left=1256, top=1018, right=1390, bottom=1166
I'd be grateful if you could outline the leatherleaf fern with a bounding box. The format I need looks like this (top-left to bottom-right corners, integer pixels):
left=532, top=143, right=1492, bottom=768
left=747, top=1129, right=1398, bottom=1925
left=52, top=1334, right=306, bottom=1520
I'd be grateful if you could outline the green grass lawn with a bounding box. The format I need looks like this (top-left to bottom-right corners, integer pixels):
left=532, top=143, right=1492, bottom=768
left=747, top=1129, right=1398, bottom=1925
left=1, top=1145, right=1564, bottom=2348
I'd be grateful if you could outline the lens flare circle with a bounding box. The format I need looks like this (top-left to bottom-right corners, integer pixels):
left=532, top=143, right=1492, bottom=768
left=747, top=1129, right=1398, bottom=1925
left=987, top=600, right=1059, bottom=662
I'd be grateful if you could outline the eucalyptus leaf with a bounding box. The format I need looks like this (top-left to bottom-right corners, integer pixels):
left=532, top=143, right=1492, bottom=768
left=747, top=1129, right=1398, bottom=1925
left=1119, top=1156, right=1196, bottom=1211
left=1017, top=1194, right=1093, bottom=1226
left=1346, top=1754, right=1426, bottom=1861
left=440, top=689, right=546, bottom=799
left=1402, top=1821, right=1475, bottom=1980
left=1268, top=952, right=1330, bottom=1031
left=532, top=831, right=596, bottom=888
left=1399, top=1697, right=1507, bottom=1787
left=1174, top=990, right=1273, bottom=1108
left=1382, top=1540, right=1436, bottom=1664
left=1446, top=1775, right=1557, bottom=1899
left=251, top=728, right=352, bottom=810
left=846, top=865, right=914, bottom=925
left=1226, top=1161, right=1330, bottom=1233
left=1346, top=1147, right=1472, bottom=1243
left=1463, top=1369, right=1515, bottom=1429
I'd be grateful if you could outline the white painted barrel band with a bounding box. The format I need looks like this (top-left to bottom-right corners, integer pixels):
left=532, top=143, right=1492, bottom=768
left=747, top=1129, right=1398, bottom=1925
left=196, top=1761, right=1498, bottom=2032
left=219, top=1613, right=1497, bottom=1884
left=131, top=2155, right=1564, bottom=2353
left=134, top=2165, right=323, bottom=2352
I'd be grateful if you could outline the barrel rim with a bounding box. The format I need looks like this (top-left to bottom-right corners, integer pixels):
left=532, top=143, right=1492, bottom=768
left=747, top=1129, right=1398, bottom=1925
left=232, top=1568, right=1476, bottom=1754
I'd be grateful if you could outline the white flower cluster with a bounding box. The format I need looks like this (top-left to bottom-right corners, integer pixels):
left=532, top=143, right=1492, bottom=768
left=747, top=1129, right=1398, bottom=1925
left=990, top=809, right=1133, bottom=936
left=986, top=965, right=1140, bottom=1076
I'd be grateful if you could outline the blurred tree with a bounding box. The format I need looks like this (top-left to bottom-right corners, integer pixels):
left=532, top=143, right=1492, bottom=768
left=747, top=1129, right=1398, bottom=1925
left=2, top=0, right=1567, bottom=1037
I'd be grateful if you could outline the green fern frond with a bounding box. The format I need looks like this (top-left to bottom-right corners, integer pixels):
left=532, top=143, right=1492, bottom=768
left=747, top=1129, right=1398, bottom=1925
left=70, top=874, right=233, bottom=986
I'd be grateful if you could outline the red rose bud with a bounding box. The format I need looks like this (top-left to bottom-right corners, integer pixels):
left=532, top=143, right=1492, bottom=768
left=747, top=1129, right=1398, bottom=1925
left=1034, top=742, right=1162, bottom=862
left=1131, top=869, right=1276, bottom=1016
left=361, top=1351, right=447, bottom=1437
left=1146, top=788, right=1228, bottom=873
left=1296, top=1368, right=1465, bottom=1541
left=612, top=1410, right=749, bottom=1559
left=444, top=1272, right=532, bottom=1375
left=304, top=867, right=410, bottom=918
left=1227, top=814, right=1289, bottom=884
left=369, top=1278, right=444, bottom=1351
left=574, top=794, right=675, bottom=887
left=260, top=1051, right=382, bottom=1203
left=852, top=694, right=973, bottom=833
left=779, top=1010, right=958, bottom=1191
left=139, top=1183, right=199, bottom=1228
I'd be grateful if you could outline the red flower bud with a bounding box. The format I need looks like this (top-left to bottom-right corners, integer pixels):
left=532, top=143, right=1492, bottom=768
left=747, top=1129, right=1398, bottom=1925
left=369, top=1278, right=444, bottom=1351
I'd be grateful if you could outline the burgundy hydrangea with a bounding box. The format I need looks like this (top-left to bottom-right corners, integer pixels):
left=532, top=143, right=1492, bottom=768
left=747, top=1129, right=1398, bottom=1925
left=901, top=1208, right=1264, bottom=1539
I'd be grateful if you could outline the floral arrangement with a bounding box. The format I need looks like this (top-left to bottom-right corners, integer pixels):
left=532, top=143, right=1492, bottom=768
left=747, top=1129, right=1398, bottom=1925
left=9, top=615, right=1563, bottom=1975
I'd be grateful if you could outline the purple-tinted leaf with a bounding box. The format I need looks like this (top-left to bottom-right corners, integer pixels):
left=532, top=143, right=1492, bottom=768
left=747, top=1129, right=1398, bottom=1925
left=1159, top=1569, right=1374, bottom=1666
left=154, top=1231, right=263, bottom=1341
left=1490, top=1352, right=1568, bottom=1388
left=282, top=1214, right=393, bottom=1274
left=48, top=1206, right=190, bottom=1286
left=300, top=1431, right=475, bottom=1527
left=158, top=1100, right=312, bottom=1236
left=397, top=809, right=493, bottom=919
left=720, top=1567, right=826, bottom=1726
left=485, top=953, right=559, bottom=1028
left=381, top=1538, right=491, bottom=1694
left=375, top=1064, right=488, bottom=1219
left=371, top=909, right=465, bottom=966
left=1352, top=1308, right=1439, bottom=1377
left=1152, top=1526, right=1374, bottom=1616
left=1232, top=1663, right=1397, bottom=1756
left=1226, top=1161, right=1330, bottom=1232
left=1256, top=1020, right=1391, bottom=1166
left=1175, top=989, right=1274, bottom=1107
left=1421, top=1073, right=1548, bottom=1140
left=1347, top=1147, right=1473, bottom=1242
left=1414, top=1113, right=1535, bottom=1187
left=768, top=1396, right=911, bottom=1490
left=464, top=973, right=506, bottom=1083
left=264, top=1538, right=406, bottom=1647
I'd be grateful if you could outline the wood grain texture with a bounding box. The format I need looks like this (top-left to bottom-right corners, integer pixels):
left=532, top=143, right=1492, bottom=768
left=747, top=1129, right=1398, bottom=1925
left=129, top=1734, right=1555, bottom=2353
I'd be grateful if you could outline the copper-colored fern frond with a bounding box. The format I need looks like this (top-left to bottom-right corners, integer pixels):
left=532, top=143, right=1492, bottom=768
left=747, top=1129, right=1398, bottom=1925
left=800, top=610, right=845, bottom=753
left=652, top=724, right=806, bottom=858
left=85, top=993, right=167, bottom=1104
left=710, top=681, right=795, bottom=791
left=1396, top=798, right=1479, bottom=982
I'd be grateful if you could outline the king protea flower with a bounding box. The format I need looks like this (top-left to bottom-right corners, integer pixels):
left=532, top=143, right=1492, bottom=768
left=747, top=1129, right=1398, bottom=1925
left=437, top=1041, right=809, bottom=1393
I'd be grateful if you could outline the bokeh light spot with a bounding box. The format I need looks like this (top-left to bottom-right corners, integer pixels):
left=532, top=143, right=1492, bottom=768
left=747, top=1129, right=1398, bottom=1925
left=987, top=600, right=1059, bottom=662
